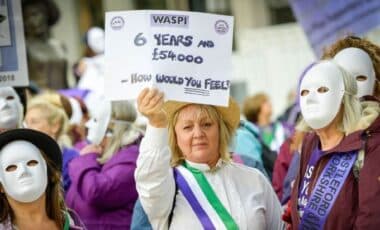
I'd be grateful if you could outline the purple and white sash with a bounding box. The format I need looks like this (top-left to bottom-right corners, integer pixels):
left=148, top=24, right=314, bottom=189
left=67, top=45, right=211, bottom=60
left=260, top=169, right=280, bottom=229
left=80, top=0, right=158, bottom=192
left=299, top=151, right=357, bottom=230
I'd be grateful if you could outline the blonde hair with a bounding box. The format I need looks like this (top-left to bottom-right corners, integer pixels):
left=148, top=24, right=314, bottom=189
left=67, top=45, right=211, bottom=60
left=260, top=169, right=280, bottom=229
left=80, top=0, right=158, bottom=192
left=168, top=104, right=235, bottom=167
left=297, top=60, right=362, bottom=135
left=97, top=100, right=140, bottom=164
left=27, top=97, right=69, bottom=142
left=243, top=93, right=269, bottom=123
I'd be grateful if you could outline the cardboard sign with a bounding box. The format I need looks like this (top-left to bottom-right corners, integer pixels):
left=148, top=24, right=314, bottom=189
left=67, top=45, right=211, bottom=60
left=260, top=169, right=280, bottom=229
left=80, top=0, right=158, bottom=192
left=0, top=0, right=28, bottom=86
left=105, top=10, right=233, bottom=106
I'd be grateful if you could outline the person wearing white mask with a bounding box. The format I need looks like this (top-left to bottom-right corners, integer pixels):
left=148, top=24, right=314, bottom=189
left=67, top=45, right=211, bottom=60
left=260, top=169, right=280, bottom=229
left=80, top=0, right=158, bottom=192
left=333, top=47, right=376, bottom=98
left=84, top=97, right=111, bottom=146
left=287, top=60, right=380, bottom=229
left=65, top=100, right=143, bottom=229
left=0, top=128, right=85, bottom=229
left=321, top=35, right=380, bottom=230
left=323, top=36, right=380, bottom=129
left=0, top=87, right=24, bottom=132
left=323, top=36, right=380, bottom=99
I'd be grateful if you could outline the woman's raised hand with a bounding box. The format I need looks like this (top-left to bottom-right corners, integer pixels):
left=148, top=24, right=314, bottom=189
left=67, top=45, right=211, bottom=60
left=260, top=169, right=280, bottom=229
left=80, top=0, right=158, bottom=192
left=137, top=88, right=167, bottom=128
left=80, top=144, right=103, bottom=156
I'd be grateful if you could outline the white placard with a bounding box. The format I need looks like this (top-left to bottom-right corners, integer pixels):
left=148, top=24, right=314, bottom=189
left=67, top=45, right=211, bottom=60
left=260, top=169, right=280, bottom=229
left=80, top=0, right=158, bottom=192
left=0, top=0, right=28, bottom=87
left=105, top=10, right=233, bottom=106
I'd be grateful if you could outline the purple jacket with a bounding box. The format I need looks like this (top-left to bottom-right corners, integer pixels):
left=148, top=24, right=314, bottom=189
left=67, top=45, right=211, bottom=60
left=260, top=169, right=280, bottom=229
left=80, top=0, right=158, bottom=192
left=65, top=144, right=139, bottom=230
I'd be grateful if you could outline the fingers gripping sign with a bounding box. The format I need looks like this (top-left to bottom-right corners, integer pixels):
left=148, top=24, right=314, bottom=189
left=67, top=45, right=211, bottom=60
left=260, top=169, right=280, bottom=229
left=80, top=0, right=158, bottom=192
left=137, top=88, right=167, bottom=128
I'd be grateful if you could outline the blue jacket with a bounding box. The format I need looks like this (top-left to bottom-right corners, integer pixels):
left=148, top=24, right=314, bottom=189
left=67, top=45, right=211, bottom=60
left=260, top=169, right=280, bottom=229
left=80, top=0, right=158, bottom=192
left=131, top=199, right=153, bottom=230
left=232, top=120, right=263, bottom=165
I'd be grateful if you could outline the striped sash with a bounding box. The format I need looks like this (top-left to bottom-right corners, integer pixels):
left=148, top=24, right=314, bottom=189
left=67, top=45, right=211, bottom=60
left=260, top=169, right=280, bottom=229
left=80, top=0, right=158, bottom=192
left=174, top=163, right=239, bottom=230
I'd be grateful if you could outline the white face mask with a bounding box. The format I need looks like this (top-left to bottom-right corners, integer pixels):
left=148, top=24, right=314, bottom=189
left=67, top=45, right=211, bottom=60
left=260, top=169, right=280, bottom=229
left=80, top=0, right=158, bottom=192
left=85, top=99, right=111, bottom=145
left=0, top=87, right=21, bottom=129
left=0, top=140, right=47, bottom=203
left=334, top=47, right=376, bottom=97
left=68, top=97, right=83, bottom=125
left=300, top=61, right=345, bottom=129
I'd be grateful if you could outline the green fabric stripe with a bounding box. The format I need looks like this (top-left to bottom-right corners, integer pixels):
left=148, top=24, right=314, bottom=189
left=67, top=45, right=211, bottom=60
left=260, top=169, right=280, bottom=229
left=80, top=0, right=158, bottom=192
left=63, top=211, right=70, bottom=230
left=184, top=162, right=239, bottom=230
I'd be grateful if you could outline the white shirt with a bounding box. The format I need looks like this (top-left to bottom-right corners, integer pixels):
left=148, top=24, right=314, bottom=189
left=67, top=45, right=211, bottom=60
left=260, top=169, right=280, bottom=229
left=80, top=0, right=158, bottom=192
left=135, top=125, right=284, bottom=230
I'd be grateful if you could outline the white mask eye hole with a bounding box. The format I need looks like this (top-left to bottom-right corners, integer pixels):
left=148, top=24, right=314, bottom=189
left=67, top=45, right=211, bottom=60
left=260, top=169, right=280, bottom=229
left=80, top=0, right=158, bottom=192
left=356, top=75, right=368, bottom=82
left=300, top=89, right=310, bottom=96
left=27, top=160, right=39, bottom=167
left=317, top=86, right=329, bottom=93
left=5, top=165, right=17, bottom=172
left=5, top=95, right=14, bottom=101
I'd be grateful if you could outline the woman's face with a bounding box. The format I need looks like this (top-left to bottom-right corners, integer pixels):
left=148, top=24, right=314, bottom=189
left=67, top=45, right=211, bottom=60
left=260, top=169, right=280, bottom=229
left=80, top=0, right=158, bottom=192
left=260, top=100, right=272, bottom=119
left=174, top=105, right=220, bottom=165
left=24, top=108, right=59, bottom=139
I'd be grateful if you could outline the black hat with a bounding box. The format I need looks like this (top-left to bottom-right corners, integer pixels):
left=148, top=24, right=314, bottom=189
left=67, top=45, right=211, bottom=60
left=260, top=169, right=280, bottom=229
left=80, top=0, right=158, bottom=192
left=0, top=129, right=62, bottom=170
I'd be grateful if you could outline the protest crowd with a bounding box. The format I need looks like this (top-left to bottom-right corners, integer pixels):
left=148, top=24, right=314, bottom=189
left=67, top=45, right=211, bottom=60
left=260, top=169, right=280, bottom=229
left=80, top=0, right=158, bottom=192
left=0, top=0, right=380, bottom=230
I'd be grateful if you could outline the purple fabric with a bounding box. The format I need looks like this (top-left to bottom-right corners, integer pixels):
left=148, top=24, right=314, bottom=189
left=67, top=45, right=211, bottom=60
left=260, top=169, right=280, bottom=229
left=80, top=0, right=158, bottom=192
left=65, top=145, right=139, bottom=230
left=173, top=168, right=216, bottom=230
left=289, top=0, right=380, bottom=57
left=59, top=88, right=90, bottom=101
left=299, top=151, right=357, bottom=229
left=63, top=147, right=80, bottom=193
left=297, top=147, right=324, bottom=214
left=73, top=140, right=89, bottom=152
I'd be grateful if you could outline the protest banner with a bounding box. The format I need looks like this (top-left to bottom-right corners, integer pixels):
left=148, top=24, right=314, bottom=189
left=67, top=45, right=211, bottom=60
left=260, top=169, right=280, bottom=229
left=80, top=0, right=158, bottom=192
left=105, top=10, right=233, bottom=106
left=0, top=0, right=28, bottom=86
left=289, top=0, right=380, bottom=57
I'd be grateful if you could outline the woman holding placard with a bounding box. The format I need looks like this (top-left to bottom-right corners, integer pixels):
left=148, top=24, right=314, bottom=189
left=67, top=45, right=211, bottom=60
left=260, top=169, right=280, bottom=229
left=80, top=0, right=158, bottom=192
left=135, top=88, right=283, bottom=229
